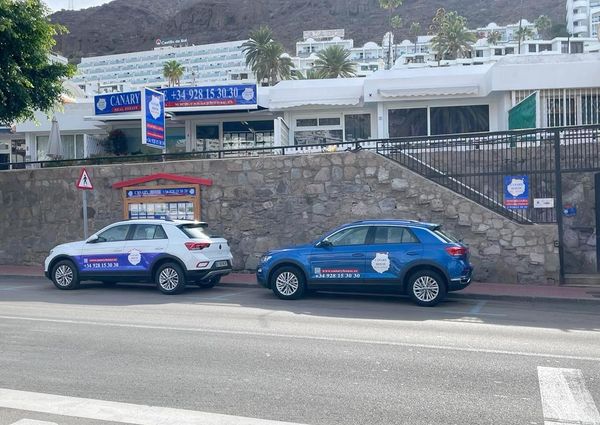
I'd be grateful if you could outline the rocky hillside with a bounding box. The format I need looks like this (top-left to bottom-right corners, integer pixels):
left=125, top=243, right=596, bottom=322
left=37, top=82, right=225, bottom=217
left=51, top=0, right=565, bottom=62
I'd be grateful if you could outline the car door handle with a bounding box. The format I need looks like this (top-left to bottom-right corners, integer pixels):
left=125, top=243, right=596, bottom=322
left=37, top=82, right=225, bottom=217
left=406, top=251, right=420, bottom=256
left=352, top=253, right=365, bottom=257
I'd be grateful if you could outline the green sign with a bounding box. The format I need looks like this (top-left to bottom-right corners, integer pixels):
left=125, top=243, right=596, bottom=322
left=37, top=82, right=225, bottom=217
left=509, top=93, right=537, bottom=130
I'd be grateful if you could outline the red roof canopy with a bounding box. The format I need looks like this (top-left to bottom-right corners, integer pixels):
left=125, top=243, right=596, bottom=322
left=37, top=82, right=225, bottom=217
left=112, top=173, right=213, bottom=189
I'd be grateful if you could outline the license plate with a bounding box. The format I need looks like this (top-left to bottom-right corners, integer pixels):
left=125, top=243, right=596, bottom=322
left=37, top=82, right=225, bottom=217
left=215, top=261, right=228, bottom=268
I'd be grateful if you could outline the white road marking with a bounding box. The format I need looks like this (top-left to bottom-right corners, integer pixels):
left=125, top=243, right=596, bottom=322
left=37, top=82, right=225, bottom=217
left=0, top=388, right=307, bottom=425
left=538, top=366, right=600, bottom=425
left=0, top=285, right=38, bottom=291
left=0, top=314, right=599, bottom=362
left=469, top=300, right=487, bottom=314
left=10, top=420, right=58, bottom=425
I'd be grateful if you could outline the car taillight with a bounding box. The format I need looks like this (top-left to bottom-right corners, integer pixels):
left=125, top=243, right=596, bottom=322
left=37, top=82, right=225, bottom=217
left=446, top=246, right=468, bottom=257
left=185, top=242, right=211, bottom=251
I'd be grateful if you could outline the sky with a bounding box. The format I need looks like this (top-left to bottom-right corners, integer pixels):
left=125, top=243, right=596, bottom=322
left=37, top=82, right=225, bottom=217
left=45, top=0, right=113, bottom=12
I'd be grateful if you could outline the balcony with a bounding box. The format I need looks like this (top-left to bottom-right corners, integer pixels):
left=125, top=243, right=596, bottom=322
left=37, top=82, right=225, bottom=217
left=573, top=12, right=589, bottom=21
left=573, top=0, right=589, bottom=8
left=573, top=25, right=589, bottom=33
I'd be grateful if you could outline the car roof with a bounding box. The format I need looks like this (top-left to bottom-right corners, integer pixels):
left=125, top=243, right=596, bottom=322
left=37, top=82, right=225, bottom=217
left=346, top=220, right=439, bottom=229
left=111, top=219, right=207, bottom=226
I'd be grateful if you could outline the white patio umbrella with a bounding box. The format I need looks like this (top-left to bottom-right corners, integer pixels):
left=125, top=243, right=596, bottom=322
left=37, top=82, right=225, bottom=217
left=46, top=116, right=63, bottom=160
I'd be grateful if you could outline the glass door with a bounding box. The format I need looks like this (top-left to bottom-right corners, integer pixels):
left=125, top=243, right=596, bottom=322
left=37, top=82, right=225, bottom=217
left=195, top=124, right=221, bottom=152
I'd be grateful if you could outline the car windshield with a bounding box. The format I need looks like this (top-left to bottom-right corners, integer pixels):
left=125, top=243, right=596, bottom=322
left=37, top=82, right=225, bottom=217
left=178, top=224, right=211, bottom=240
left=433, top=226, right=460, bottom=243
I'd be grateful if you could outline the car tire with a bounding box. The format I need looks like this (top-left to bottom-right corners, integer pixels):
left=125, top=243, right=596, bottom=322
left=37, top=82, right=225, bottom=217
left=155, top=263, right=186, bottom=295
left=197, top=276, right=221, bottom=289
left=271, top=266, right=305, bottom=300
left=51, top=260, right=80, bottom=290
left=408, top=270, right=446, bottom=307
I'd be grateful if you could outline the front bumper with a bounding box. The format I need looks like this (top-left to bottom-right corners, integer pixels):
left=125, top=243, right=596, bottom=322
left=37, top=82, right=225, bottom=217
left=256, top=266, right=269, bottom=288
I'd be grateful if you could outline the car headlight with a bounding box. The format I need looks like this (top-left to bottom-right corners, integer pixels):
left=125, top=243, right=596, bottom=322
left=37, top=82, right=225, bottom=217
left=260, top=255, right=272, bottom=263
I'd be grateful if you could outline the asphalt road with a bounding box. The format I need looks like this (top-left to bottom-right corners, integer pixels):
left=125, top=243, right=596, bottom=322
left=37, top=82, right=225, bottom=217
left=0, top=276, right=599, bottom=425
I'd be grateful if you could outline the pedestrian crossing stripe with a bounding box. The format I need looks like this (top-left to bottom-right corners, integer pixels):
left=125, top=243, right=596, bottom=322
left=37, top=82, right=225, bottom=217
left=0, top=388, right=308, bottom=425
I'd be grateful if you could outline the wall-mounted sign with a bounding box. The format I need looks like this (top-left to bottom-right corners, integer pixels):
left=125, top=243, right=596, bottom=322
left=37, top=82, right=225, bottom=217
left=533, top=198, right=555, bottom=209
left=563, top=203, right=577, bottom=217
left=162, top=84, right=257, bottom=110
left=142, top=87, right=166, bottom=150
left=126, top=187, right=196, bottom=198
left=504, top=175, right=529, bottom=209
left=94, top=91, right=141, bottom=115
left=155, top=37, right=188, bottom=47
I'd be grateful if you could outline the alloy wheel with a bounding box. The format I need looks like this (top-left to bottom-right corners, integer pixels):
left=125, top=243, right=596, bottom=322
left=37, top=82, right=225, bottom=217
left=55, top=265, right=74, bottom=287
left=275, top=272, right=299, bottom=296
left=412, top=276, right=440, bottom=302
left=159, top=267, right=179, bottom=291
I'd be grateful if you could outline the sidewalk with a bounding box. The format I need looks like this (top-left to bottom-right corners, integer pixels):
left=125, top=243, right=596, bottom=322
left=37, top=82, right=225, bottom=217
left=1, top=265, right=599, bottom=304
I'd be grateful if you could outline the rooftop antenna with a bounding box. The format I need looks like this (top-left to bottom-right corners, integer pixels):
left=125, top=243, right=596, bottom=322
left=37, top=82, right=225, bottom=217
left=68, top=0, right=74, bottom=10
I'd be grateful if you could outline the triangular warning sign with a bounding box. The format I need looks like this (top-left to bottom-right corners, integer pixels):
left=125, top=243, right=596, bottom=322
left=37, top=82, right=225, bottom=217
left=76, top=168, right=94, bottom=190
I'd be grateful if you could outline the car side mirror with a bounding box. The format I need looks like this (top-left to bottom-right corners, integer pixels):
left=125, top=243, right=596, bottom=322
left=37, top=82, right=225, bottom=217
left=316, top=240, right=332, bottom=248
left=86, top=234, right=99, bottom=244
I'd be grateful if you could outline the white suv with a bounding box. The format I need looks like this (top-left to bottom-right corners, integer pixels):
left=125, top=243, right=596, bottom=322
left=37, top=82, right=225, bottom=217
left=44, top=219, right=233, bottom=294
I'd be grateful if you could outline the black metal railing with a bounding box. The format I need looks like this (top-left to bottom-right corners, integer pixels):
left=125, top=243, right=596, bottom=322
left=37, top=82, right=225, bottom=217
left=375, top=125, right=600, bottom=224
left=0, top=140, right=373, bottom=171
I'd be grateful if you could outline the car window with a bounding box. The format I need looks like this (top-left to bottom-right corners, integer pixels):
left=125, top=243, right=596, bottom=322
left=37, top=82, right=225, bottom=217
left=131, top=224, right=167, bottom=241
left=178, top=224, right=210, bottom=240
left=433, top=227, right=459, bottom=243
left=326, top=226, right=369, bottom=246
left=373, top=226, right=419, bottom=244
left=97, top=225, right=130, bottom=242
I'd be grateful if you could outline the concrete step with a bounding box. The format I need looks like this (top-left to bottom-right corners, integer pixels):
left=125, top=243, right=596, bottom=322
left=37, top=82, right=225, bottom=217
left=564, top=274, right=600, bottom=287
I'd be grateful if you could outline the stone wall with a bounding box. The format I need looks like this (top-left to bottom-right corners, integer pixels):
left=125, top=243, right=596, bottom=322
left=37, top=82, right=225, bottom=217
left=561, top=172, right=597, bottom=273
left=0, top=151, right=559, bottom=284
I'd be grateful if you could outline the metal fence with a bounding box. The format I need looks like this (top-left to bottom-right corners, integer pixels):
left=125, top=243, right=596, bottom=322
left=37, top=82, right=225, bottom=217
left=375, top=125, right=600, bottom=224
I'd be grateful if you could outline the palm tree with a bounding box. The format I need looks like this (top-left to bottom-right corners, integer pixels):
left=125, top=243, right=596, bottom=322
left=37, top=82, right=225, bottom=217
left=409, top=22, right=421, bottom=53
left=292, top=69, right=322, bottom=80
left=431, top=11, right=476, bottom=61
left=534, top=15, right=552, bottom=39
left=242, top=26, right=293, bottom=85
left=260, top=42, right=293, bottom=85
left=516, top=25, right=534, bottom=53
left=379, top=0, right=403, bottom=69
left=313, top=45, right=357, bottom=78
left=163, top=60, right=184, bottom=87
left=242, top=26, right=273, bottom=83
left=487, top=30, right=501, bottom=45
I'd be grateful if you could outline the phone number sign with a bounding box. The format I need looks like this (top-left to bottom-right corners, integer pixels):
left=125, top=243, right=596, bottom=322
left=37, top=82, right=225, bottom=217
left=162, top=84, right=257, bottom=109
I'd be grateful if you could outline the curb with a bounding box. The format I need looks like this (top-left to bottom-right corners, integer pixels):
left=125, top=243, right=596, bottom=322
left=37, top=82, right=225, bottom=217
left=447, top=292, right=600, bottom=305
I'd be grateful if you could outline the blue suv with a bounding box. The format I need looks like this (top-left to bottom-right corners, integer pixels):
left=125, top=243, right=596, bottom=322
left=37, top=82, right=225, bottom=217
left=256, top=220, right=473, bottom=306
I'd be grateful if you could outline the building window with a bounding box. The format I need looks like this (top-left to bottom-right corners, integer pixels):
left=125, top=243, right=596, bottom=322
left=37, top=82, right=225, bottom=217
left=505, top=47, right=515, bottom=54
left=430, top=105, right=490, bottom=135
left=528, top=44, right=537, bottom=53
left=296, top=118, right=318, bottom=127
left=561, top=41, right=569, bottom=54
left=583, top=95, right=600, bottom=125
left=344, top=114, right=371, bottom=141
left=546, top=97, right=576, bottom=127
left=294, top=130, right=343, bottom=145
left=539, top=44, right=552, bottom=52
left=388, top=108, right=428, bottom=138
left=494, top=49, right=503, bottom=56
left=476, top=50, right=483, bottom=57
left=36, top=134, right=84, bottom=160
left=318, top=117, right=341, bottom=126
left=571, top=42, right=584, bottom=53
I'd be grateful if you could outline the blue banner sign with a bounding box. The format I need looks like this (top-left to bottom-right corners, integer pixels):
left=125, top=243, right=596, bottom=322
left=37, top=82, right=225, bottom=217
left=162, top=84, right=257, bottom=109
left=504, top=175, right=529, bottom=209
left=142, top=87, right=166, bottom=150
left=126, top=187, right=196, bottom=198
left=94, top=91, right=141, bottom=115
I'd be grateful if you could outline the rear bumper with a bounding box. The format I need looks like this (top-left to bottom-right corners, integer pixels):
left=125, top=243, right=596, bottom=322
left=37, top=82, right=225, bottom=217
left=448, top=268, right=473, bottom=291
left=187, top=262, right=232, bottom=282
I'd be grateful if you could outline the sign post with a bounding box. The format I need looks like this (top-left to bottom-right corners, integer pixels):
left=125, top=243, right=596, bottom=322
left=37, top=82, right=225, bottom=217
left=142, top=87, right=166, bottom=159
left=76, top=168, right=94, bottom=238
